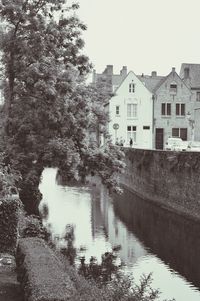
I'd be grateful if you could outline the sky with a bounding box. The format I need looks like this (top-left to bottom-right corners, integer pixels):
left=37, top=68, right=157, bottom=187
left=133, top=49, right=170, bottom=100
left=77, top=0, right=200, bottom=77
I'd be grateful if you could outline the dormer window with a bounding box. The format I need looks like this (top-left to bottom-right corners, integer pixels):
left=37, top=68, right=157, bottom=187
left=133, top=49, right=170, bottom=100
left=170, top=83, right=177, bottom=94
left=129, top=83, right=135, bottom=93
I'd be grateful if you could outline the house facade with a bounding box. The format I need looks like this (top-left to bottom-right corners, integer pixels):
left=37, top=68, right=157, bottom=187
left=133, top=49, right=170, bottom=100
left=152, top=68, right=192, bottom=149
left=106, top=71, right=153, bottom=149
left=93, top=65, right=195, bottom=149
left=180, top=63, right=200, bottom=141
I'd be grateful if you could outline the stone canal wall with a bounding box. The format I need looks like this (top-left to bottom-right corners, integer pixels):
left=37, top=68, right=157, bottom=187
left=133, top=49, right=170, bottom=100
left=121, top=148, right=200, bottom=220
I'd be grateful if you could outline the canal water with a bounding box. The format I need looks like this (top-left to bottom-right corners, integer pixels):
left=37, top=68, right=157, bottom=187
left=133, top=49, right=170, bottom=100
left=39, top=168, right=200, bottom=301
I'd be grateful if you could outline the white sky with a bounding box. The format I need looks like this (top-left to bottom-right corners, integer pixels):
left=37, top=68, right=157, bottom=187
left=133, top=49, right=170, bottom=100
left=77, top=0, right=200, bottom=77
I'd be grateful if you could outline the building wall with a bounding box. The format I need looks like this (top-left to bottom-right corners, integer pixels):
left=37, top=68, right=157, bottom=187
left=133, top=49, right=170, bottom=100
left=189, top=90, right=200, bottom=141
left=121, top=148, right=200, bottom=221
left=108, top=72, right=153, bottom=149
left=154, top=70, right=192, bottom=147
left=194, top=108, right=200, bottom=141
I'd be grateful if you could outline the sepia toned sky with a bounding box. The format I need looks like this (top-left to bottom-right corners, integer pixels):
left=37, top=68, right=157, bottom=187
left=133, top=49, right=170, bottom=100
left=78, top=0, right=200, bottom=76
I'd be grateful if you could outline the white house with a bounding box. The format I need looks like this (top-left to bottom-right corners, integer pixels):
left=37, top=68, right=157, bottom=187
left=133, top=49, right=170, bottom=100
left=105, top=71, right=153, bottom=149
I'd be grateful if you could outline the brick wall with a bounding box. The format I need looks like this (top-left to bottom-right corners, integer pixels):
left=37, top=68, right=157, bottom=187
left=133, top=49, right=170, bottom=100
left=121, top=148, right=200, bottom=220
left=154, top=71, right=192, bottom=146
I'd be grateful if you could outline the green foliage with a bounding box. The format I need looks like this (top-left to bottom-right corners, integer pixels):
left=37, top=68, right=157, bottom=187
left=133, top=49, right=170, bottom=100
left=79, top=252, right=118, bottom=284
left=0, top=0, right=125, bottom=213
left=78, top=255, right=175, bottom=301
left=20, top=214, right=47, bottom=239
left=16, top=237, right=76, bottom=301
left=0, top=198, right=22, bottom=253
left=0, top=152, right=22, bottom=253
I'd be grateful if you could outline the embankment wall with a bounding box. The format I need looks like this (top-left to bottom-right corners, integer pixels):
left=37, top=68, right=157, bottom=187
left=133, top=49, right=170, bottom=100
left=121, top=148, right=200, bottom=220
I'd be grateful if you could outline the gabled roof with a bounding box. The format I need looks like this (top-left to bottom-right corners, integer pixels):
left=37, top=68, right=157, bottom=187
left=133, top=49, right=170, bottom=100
left=180, top=63, right=200, bottom=88
left=153, top=69, right=191, bottom=93
left=114, top=71, right=152, bottom=95
left=137, top=75, right=164, bottom=93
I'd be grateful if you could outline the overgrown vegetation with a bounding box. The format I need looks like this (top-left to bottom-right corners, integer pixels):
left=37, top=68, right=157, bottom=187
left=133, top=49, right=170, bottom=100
left=0, top=153, right=22, bottom=253
left=54, top=223, right=175, bottom=301
left=0, top=0, right=125, bottom=214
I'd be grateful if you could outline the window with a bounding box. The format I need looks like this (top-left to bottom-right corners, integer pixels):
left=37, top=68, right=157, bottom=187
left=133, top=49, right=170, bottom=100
left=161, top=103, right=171, bottom=116
left=196, top=92, right=200, bottom=102
left=116, top=105, right=120, bottom=115
left=170, top=83, right=177, bottom=94
left=127, top=125, right=137, bottom=142
left=127, top=104, right=137, bottom=118
left=172, top=128, right=187, bottom=140
left=129, top=83, right=135, bottom=93
left=176, top=103, right=185, bottom=116
left=143, top=126, right=150, bottom=130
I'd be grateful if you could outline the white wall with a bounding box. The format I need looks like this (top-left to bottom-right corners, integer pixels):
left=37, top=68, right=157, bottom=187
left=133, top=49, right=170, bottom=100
left=108, top=72, right=153, bottom=149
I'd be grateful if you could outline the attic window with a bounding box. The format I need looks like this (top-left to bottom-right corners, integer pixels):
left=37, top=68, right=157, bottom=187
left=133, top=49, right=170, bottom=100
left=129, top=83, right=135, bottom=93
left=170, top=84, right=177, bottom=94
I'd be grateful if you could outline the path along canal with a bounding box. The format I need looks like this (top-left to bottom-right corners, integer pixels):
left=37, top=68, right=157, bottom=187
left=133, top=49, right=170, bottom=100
left=39, top=168, right=200, bottom=301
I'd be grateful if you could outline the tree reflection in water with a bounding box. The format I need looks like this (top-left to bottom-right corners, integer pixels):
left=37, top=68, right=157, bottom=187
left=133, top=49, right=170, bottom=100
left=60, top=224, right=76, bottom=265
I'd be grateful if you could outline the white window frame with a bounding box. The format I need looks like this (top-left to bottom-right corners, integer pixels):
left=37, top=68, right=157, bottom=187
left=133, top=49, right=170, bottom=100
left=127, top=125, right=137, bottom=143
left=129, top=83, right=135, bottom=93
left=127, top=103, right=137, bottom=118
left=170, top=83, right=177, bottom=94
left=161, top=103, right=171, bottom=116
left=176, top=103, right=185, bottom=116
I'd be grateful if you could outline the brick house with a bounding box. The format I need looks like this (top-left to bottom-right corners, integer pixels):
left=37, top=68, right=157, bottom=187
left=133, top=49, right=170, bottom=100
left=180, top=63, right=200, bottom=141
left=140, top=67, right=192, bottom=149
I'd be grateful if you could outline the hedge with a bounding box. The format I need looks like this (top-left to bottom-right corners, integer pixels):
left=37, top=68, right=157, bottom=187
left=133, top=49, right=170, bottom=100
left=16, top=237, right=76, bottom=301
left=0, top=198, right=22, bottom=253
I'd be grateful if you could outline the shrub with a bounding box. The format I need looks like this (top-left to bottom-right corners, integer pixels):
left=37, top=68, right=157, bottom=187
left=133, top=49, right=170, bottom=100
left=0, top=198, right=22, bottom=253
left=19, top=214, right=48, bottom=240
left=16, top=237, right=76, bottom=301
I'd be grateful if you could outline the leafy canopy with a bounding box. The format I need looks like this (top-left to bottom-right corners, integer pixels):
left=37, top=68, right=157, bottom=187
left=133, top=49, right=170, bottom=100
left=0, top=0, right=125, bottom=208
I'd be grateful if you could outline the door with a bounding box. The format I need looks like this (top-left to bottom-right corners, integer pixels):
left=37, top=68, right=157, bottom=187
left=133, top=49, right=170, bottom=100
left=142, top=126, right=151, bottom=148
left=155, top=128, right=164, bottom=149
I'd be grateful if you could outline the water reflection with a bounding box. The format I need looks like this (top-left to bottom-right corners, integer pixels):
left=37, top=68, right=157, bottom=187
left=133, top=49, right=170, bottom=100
left=39, top=168, right=200, bottom=301
left=112, top=188, right=200, bottom=288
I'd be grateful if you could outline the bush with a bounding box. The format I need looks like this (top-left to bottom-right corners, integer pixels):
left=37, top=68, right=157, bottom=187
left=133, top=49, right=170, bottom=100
left=0, top=198, right=22, bottom=253
left=16, top=237, right=76, bottom=301
left=19, top=214, right=48, bottom=240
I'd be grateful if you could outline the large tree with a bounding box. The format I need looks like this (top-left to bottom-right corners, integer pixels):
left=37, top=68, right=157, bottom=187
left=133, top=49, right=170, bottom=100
left=0, top=0, right=124, bottom=213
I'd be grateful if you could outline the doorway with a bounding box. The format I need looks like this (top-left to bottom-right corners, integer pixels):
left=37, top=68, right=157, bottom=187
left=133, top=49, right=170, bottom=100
left=155, top=128, right=164, bottom=149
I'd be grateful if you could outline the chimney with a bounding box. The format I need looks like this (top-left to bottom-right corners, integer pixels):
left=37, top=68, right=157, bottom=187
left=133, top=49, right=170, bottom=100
left=151, top=71, right=157, bottom=77
left=120, top=66, right=127, bottom=78
left=105, top=65, right=113, bottom=75
left=172, top=67, right=176, bottom=72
